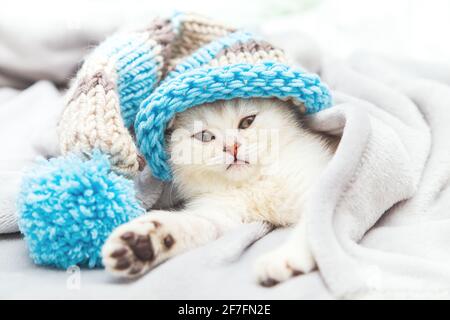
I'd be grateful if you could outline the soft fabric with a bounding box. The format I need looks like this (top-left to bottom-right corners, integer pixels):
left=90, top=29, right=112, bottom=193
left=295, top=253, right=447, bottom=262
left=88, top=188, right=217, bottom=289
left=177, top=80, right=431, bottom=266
left=1, top=223, right=335, bottom=299
left=58, top=12, right=332, bottom=180
left=0, top=82, right=61, bottom=233
left=18, top=152, right=145, bottom=268
left=308, top=54, right=450, bottom=298
left=2, top=12, right=450, bottom=299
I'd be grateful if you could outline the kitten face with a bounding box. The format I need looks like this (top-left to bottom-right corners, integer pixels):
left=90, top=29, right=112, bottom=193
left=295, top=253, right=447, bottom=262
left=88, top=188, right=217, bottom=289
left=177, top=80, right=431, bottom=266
left=167, top=98, right=301, bottom=183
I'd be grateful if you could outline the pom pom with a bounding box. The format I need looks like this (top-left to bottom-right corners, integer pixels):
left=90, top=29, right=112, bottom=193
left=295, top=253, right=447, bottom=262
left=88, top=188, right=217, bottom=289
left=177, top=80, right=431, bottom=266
left=17, top=152, right=145, bottom=269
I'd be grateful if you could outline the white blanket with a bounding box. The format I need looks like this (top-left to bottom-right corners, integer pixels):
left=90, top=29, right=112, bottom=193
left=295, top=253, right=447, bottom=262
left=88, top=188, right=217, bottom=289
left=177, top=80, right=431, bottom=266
left=307, top=54, right=450, bottom=298
left=0, top=83, right=61, bottom=233
left=1, top=12, right=450, bottom=299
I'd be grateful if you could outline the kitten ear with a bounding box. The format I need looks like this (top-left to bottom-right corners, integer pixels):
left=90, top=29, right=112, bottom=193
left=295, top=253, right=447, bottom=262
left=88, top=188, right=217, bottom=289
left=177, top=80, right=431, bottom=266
left=166, top=117, right=176, bottom=131
left=165, top=117, right=177, bottom=137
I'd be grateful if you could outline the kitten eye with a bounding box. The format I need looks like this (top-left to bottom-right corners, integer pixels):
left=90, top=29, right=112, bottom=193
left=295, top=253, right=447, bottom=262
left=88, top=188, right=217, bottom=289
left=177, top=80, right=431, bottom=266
left=192, top=130, right=215, bottom=142
left=238, top=115, right=256, bottom=129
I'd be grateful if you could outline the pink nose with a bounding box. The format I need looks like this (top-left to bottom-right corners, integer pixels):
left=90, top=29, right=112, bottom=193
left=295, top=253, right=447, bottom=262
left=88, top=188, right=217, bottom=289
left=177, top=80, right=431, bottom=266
left=223, top=142, right=241, bottom=158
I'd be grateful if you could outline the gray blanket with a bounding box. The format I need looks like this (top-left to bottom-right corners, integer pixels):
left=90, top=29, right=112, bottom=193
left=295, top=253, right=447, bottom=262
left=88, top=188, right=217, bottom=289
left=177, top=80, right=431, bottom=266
left=0, top=224, right=332, bottom=299
left=2, top=15, right=450, bottom=300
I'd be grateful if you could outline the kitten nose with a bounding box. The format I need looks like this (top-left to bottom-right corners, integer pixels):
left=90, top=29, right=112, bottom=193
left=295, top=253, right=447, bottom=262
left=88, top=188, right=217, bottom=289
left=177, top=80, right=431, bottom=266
left=223, top=142, right=241, bottom=158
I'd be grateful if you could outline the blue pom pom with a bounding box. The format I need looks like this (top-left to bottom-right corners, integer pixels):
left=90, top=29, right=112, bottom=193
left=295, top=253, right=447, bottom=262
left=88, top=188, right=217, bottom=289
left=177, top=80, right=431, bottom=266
left=17, top=152, right=145, bottom=269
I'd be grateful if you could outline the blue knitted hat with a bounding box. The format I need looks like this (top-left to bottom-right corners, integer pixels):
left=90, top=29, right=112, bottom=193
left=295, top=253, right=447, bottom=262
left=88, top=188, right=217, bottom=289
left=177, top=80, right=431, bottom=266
left=59, top=12, right=332, bottom=181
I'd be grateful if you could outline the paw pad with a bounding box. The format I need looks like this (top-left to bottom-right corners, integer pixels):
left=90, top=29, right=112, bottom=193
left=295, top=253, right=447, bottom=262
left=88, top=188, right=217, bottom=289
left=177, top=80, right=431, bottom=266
left=260, top=278, right=279, bottom=287
left=103, top=219, right=178, bottom=278
left=163, top=234, right=175, bottom=249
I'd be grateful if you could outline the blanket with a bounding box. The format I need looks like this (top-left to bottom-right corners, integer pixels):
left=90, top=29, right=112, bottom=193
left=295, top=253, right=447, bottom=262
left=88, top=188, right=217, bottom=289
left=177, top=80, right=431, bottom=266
left=2, top=16, right=450, bottom=299
left=308, top=55, right=450, bottom=298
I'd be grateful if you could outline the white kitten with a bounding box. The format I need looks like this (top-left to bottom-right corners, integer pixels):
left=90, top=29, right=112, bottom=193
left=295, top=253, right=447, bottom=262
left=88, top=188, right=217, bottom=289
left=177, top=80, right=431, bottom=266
left=102, top=98, right=335, bottom=285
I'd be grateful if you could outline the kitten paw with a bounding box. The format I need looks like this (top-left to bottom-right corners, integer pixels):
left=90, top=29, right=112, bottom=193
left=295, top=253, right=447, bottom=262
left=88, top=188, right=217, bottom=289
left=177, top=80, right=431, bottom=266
left=102, top=216, right=176, bottom=278
left=254, top=244, right=316, bottom=287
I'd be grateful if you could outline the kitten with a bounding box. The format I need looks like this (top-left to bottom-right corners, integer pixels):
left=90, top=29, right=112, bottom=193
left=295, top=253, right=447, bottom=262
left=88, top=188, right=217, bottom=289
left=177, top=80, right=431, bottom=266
left=102, top=98, right=336, bottom=285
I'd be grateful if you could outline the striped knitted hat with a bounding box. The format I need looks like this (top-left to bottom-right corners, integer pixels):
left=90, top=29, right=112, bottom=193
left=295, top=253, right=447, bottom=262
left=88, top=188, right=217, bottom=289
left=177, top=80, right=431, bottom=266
left=59, top=12, right=332, bottom=181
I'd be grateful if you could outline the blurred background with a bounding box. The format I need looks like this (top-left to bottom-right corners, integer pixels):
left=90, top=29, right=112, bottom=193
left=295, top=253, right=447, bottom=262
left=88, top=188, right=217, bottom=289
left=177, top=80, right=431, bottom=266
left=0, top=0, right=449, bottom=88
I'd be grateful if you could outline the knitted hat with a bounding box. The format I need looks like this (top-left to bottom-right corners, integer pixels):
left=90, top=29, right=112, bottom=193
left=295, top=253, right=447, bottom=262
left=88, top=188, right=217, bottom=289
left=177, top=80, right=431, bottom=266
left=59, top=12, right=332, bottom=181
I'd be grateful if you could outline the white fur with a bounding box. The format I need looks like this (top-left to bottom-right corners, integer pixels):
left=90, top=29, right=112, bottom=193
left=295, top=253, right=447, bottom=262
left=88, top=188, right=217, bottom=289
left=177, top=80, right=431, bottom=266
left=103, top=98, right=334, bottom=285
